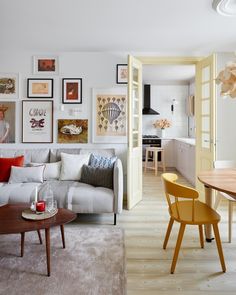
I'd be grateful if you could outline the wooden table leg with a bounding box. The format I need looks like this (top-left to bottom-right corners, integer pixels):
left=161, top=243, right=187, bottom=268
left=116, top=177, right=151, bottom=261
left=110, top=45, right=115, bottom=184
left=45, top=228, right=51, bottom=277
left=60, top=224, right=65, bottom=248
left=20, top=232, right=25, bottom=257
left=204, top=185, right=214, bottom=242
left=37, top=230, right=43, bottom=244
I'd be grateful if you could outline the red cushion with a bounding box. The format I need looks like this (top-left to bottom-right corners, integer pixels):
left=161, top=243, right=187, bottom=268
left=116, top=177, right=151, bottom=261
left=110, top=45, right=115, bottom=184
left=0, top=156, right=24, bottom=182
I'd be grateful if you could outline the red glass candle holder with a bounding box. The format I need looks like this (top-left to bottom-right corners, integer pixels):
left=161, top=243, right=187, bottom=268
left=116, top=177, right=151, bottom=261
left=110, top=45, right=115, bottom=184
left=36, top=200, right=46, bottom=213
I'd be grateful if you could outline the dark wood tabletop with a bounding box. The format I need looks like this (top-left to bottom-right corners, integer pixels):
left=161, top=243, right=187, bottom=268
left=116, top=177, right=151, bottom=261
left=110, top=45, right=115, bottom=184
left=0, top=203, right=77, bottom=235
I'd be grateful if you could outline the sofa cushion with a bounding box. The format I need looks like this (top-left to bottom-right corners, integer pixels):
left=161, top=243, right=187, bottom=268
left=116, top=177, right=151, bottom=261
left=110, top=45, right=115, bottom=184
left=80, top=148, right=115, bottom=157
left=0, top=149, right=50, bottom=165
left=0, top=156, right=24, bottom=182
left=30, top=161, right=61, bottom=180
left=80, top=165, right=113, bottom=189
left=89, top=153, right=117, bottom=169
left=67, top=182, right=114, bottom=213
left=60, top=153, right=90, bottom=181
left=8, top=166, right=45, bottom=184
left=50, top=148, right=81, bottom=162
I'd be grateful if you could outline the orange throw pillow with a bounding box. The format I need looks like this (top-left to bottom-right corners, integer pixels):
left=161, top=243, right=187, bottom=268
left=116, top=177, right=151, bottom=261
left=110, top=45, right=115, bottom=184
left=0, top=156, right=24, bottom=182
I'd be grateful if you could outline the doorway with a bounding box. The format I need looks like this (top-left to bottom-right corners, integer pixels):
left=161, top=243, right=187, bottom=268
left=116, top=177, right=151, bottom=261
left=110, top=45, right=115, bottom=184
left=127, top=56, right=216, bottom=209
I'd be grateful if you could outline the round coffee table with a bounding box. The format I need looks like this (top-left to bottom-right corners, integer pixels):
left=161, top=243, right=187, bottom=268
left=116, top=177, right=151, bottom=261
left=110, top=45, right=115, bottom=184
left=0, top=203, right=76, bottom=276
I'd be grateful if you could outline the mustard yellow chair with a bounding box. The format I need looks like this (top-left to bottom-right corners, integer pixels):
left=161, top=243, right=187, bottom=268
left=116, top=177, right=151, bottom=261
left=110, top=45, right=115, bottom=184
left=162, top=173, right=226, bottom=274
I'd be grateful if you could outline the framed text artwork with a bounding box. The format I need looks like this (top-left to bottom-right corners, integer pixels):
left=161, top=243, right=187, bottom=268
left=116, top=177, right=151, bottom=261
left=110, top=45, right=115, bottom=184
left=92, top=88, right=127, bottom=143
left=62, top=78, right=82, bottom=104
left=0, top=73, right=19, bottom=99
left=27, top=79, right=53, bottom=98
left=0, top=102, right=16, bottom=143
left=33, top=56, right=59, bottom=75
left=116, top=64, right=128, bottom=84
left=58, top=119, right=88, bottom=143
left=22, top=100, right=53, bottom=143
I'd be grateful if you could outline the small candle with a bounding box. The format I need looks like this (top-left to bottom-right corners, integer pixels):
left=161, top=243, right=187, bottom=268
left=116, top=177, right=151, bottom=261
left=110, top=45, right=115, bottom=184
left=36, top=201, right=46, bottom=213
left=35, top=186, right=38, bottom=203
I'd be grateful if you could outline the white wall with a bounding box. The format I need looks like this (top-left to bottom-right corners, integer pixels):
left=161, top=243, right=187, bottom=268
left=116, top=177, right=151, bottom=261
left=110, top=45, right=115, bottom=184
left=142, top=84, right=189, bottom=138
left=216, top=52, right=236, bottom=161
left=0, top=51, right=128, bottom=187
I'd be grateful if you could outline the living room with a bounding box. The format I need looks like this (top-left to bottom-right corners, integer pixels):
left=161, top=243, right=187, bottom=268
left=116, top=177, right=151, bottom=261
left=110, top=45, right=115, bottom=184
left=1, top=1, right=236, bottom=294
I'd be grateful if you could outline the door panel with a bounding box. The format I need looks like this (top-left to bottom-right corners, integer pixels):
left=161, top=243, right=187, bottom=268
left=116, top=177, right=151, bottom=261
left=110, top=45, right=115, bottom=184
left=195, top=54, right=216, bottom=201
left=127, top=55, right=142, bottom=210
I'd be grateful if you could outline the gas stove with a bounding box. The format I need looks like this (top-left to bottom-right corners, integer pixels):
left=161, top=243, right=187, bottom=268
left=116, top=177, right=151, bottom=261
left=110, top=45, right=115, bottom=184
left=142, top=135, right=161, bottom=145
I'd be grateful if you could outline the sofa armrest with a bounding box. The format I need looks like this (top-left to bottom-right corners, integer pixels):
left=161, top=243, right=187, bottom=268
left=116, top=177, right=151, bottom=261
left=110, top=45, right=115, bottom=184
left=113, top=159, right=123, bottom=214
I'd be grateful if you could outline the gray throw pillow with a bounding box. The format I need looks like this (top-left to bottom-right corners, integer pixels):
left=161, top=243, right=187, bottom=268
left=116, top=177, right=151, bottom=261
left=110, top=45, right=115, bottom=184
left=89, top=154, right=117, bottom=169
left=80, top=165, right=113, bottom=189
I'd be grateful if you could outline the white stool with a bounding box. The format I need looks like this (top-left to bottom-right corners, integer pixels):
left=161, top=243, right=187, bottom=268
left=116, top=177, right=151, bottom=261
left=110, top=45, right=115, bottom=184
left=144, top=147, right=166, bottom=176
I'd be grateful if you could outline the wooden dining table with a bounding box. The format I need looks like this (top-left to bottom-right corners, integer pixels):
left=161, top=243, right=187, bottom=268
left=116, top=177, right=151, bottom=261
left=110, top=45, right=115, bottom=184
left=198, top=168, right=236, bottom=241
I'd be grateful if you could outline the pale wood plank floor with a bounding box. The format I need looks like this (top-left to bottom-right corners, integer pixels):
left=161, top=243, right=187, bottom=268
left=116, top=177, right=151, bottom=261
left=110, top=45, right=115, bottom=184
left=77, top=170, right=236, bottom=294
left=121, top=170, right=236, bottom=295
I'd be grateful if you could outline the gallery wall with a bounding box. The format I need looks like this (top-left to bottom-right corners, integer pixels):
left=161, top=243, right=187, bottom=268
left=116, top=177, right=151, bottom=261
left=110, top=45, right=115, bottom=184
left=0, top=51, right=128, bottom=186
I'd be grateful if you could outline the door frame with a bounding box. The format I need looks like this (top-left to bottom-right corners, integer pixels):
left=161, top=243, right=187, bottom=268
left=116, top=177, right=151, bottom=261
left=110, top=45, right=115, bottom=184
left=128, top=55, right=206, bottom=195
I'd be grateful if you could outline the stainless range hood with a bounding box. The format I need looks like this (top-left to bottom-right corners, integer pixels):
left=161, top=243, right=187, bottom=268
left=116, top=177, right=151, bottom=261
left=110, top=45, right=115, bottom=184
left=142, top=84, right=160, bottom=115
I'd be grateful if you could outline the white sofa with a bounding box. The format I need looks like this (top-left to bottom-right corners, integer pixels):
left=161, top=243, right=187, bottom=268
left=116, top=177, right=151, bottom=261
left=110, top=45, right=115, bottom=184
left=0, top=148, right=123, bottom=225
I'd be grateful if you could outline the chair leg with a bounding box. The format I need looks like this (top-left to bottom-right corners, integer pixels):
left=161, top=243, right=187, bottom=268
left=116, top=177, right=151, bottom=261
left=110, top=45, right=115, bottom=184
left=154, top=151, right=158, bottom=176
left=214, top=193, right=222, bottom=210
left=114, top=213, right=117, bottom=225
left=198, top=225, right=204, bottom=249
left=212, top=223, right=226, bottom=272
left=228, top=201, right=233, bottom=243
left=170, top=223, right=186, bottom=274
left=163, top=217, right=174, bottom=249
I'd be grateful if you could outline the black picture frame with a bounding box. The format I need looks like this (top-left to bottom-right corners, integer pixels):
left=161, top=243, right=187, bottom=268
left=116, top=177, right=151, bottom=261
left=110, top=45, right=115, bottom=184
left=27, top=78, right=53, bottom=98
left=22, top=100, right=54, bottom=143
left=62, top=78, right=82, bottom=104
left=116, top=64, right=128, bottom=84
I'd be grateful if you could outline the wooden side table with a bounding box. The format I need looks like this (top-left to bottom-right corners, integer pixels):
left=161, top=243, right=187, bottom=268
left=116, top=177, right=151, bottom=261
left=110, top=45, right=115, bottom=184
left=144, top=147, right=166, bottom=176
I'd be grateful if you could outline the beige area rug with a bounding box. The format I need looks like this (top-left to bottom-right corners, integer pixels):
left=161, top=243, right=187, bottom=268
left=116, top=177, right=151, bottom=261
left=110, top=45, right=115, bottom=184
left=0, top=225, right=126, bottom=295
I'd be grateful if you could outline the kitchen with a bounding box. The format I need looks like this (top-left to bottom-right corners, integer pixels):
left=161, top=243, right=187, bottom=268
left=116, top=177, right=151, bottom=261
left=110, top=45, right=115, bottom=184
left=142, top=64, right=196, bottom=186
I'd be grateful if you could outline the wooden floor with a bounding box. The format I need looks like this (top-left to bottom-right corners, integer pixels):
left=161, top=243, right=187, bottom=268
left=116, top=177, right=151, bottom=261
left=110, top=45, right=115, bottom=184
left=120, top=170, right=236, bottom=295
left=77, top=170, right=236, bottom=294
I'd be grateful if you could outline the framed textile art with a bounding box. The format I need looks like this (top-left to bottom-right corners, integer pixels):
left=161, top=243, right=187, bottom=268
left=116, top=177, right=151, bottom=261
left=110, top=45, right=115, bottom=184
left=92, top=88, right=127, bottom=143
left=22, top=100, right=53, bottom=143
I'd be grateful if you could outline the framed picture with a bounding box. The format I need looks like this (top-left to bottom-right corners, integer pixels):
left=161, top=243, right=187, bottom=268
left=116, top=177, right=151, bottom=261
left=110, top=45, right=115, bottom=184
left=62, top=78, right=82, bottom=104
left=22, top=100, right=53, bottom=143
left=0, top=102, right=15, bottom=143
left=27, top=78, right=53, bottom=98
left=58, top=119, right=88, bottom=143
left=92, top=88, right=127, bottom=143
left=0, top=73, right=19, bottom=99
left=33, top=56, right=59, bottom=75
left=116, top=64, right=128, bottom=84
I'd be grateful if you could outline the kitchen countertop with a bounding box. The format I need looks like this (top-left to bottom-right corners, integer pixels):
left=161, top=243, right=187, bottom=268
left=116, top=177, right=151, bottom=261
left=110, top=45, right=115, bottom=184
left=175, top=138, right=196, bottom=146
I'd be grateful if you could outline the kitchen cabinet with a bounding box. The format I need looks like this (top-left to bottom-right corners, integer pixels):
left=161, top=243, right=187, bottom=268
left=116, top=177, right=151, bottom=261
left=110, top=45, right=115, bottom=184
left=174, top=139, right=195, bottom=186
left=161, top=139, right=174, bottom=168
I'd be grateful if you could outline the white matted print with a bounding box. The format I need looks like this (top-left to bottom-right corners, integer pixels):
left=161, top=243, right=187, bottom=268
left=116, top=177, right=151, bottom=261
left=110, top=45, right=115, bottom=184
left=27, top=79, right=53, bottom=98
left=0, top=102, right=15, bottom=143
left=92, top=88, right=127, bottom=143
left=0, top=73, right=19, bottom=99
left=22, top=100, right=53, bottom=143
left=33, top=56, right=59, bottom=75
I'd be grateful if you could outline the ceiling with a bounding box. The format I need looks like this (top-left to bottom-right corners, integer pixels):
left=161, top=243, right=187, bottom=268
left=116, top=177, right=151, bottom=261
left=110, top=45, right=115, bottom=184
left=1, top=0, right=236, bottom=53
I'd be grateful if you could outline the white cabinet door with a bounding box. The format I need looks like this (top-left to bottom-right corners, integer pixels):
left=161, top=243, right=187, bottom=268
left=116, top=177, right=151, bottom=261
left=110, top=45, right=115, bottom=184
left=161, top=139, right=174, bottom=167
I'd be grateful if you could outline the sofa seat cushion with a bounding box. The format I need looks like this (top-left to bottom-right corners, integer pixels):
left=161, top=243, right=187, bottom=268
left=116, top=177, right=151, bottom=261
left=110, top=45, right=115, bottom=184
left=68, top=182, right=114, bottom=213
left=0, top=182, right=40, bottom=205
